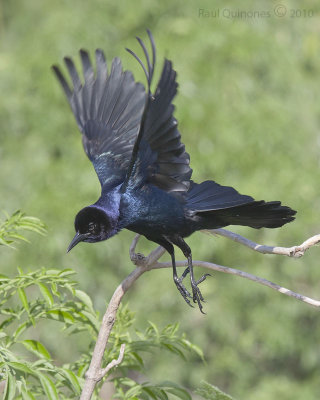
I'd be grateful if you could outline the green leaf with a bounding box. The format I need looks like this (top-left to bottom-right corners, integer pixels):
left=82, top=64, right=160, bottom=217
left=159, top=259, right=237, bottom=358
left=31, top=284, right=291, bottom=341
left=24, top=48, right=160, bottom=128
left=195, top=381, right=235, bottom=400
left=58, top=269, right=76, bottom=277
left=45, top=269, right=63, bottom=276
left=21, top=387, right=36, bottom=400
left=59, top=368, right=81, bottom=394
left=75, top=289, right=94, bottom=312
left=50, top=282, right=60, bottom=298
left=13, top=321, right=29, bottom=340
left=143, top=386, right=167, bottom=400
left=1, top=316, right=16, bottom=331
left=182, top=339, right=204, bottom=360
left=38, top=374, right=59, bottom=400
left=142, top=387, right=160, bottom=400
left=124, top=384, right=143, bottom=398
left=65, top=283, right=75, bottom=296
left=0, top=237, right=13, bottom=247
left=162, top=343, right=185, bottom=359
left=7, top=361, right=35, bottom=375
left=148, top=321, right=159, bottom=336
left=80, top=310, right=100, bottom=331
left=17, top=288, right=29, bottom=313
left=118, top=377, right=138, bottom=387
left=46, top=309, right=75, bottom=324
left=131, top=351, right=144, bottom=367
left=21, top=340, right=51, bottom=360
left=7, top=233, right=29, bottom=243
left=166, top=387, right=192, bottom=400
left=37, top=283, right=54, bottom=307
left=155, top=382, right=192, bottom=400
left=3, top=372, right=16, bottom=400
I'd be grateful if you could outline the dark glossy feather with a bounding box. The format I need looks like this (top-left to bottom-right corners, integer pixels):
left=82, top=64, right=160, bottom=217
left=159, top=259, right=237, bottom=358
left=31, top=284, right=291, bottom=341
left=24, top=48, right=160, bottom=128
left=53, top=53, right=146, bottom=187
left=198, top=201, right=296, bottom=229
left=142, top=60, right=192, bottom=192
left=186, top=180, right=296, bottom=228
left=123, top=57, right=192, bottom=193
left=53, top=33, right=191, bottom=194
left=186, top=180, right=253, bottom=211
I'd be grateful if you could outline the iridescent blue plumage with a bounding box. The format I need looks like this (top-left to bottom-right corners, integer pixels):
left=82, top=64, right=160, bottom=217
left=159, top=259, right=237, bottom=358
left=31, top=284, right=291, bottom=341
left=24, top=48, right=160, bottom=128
left=53, top=31, right=296, bottom=312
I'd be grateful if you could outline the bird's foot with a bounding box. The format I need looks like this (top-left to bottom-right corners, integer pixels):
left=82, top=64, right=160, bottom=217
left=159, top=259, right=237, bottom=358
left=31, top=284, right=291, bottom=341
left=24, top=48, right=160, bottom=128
left=131, top=252, right=147, bottom=266
left=174, top=272, right=211, bottom=311
left=191, top=273, right=211, bottom=314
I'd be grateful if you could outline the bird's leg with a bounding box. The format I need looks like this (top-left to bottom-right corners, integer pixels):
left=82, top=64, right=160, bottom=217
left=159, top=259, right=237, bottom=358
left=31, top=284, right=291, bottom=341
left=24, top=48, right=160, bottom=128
left=172, top=236, right=211, bottom=313
left=157, top=238, right=192, bottom=307
left=170, top=252, right=193, bottom=307
left=187, top=252, right=206, bottom=313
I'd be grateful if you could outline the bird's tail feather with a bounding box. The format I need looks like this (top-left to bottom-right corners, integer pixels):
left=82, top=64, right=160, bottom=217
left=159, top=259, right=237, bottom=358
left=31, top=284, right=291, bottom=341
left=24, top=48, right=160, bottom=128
left=186, top=181, right=296, bottom=229
left=200, top=201, right=296, bottom=229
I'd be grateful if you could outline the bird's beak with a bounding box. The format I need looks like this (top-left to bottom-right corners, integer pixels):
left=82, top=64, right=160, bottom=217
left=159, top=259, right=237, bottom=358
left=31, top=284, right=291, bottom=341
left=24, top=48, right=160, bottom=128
left=67, top=232, right=89, bottom=253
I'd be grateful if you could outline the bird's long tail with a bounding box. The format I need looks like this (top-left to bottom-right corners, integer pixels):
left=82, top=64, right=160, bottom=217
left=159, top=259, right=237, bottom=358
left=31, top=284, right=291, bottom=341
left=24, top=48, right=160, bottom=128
left=186, top=181, right=296, bottom=229
left=201, top=201, right=296, bottom=229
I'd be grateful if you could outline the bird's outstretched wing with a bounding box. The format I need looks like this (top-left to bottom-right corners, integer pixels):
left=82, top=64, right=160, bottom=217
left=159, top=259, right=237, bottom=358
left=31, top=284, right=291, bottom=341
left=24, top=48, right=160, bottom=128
left=53, top=31, right=192, bottom=193
left=122, top=31, right=193, bottom=194
left=52, top=51, right=146, bottom=188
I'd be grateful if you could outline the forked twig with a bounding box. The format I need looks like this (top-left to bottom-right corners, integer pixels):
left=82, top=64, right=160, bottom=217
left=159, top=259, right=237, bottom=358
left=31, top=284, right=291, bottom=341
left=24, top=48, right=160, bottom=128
left=99, top=344, right=126, bottom=380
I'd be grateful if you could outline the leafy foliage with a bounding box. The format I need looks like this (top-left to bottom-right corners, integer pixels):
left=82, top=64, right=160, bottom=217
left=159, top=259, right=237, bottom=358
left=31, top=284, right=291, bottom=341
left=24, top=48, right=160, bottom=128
left=108, top=308, right=203, bottom=399
left=0, top=215, right=232, bottom=399
left=0, top=268, right=94, bottom=399
left=0, top=268, right=230, bottom=399
left=0, top=211, right=46, bottom=248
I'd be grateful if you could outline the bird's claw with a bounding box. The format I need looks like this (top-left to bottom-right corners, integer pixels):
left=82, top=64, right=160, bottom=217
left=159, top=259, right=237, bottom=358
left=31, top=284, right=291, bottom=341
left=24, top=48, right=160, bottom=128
left=174, top=278, right=193, bottom=307
left=193, top=273, right=212, bottom=311
left=196, top=273, right=211, bottom=285
left=191, top=283, right=206, bottom=314
left=174, top=272, right=211, bottom=313
left=191, top=273, right=211, bottom=313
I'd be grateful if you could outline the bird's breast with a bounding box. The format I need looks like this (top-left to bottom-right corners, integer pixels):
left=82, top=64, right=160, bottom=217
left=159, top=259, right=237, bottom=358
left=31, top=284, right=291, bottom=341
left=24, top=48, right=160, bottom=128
left=119, top=185, right=187, bottom=235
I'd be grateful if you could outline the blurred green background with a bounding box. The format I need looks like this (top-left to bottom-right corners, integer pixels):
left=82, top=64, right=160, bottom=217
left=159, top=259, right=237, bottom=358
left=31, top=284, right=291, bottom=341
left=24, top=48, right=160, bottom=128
left=1, top=0, right=320, bottom=398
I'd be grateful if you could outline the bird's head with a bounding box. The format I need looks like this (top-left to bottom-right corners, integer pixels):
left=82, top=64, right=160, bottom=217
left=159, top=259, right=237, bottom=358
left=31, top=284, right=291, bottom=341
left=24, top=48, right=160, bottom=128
left=67, top=206, right=118, bottom=252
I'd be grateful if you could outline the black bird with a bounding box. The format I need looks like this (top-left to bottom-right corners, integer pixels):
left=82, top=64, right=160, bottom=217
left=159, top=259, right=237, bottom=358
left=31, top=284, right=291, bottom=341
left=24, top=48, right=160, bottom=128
left=53, top=31, right=296, bottom=312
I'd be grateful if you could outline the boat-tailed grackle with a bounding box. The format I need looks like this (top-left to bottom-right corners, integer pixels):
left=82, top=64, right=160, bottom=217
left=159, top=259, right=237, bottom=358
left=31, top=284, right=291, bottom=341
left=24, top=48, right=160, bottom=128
left=53, top=31, right=296, bottom=312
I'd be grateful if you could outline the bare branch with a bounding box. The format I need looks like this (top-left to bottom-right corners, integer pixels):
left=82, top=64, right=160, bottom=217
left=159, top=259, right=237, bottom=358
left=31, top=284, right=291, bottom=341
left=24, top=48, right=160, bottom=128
left=206, top=228, right=320, bottom=257
left=151, top=260, right=320, bottom=308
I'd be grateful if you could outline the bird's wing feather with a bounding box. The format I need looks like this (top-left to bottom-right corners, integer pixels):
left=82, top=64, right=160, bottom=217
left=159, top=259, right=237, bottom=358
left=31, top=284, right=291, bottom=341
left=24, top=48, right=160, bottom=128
left=122, top=32, right=192, bottom=194
left=143, top=59, right=192, bottom=192
left=186, top=180, right=254, bottom=212
left=53, top=32, right=192, bottom=194
left=52, top=50, right=146, bottom=187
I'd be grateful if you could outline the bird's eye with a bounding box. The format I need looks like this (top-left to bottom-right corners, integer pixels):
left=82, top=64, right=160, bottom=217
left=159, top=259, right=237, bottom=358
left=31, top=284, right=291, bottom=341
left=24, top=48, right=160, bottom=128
left=88, top=222, right=99, bottom=234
